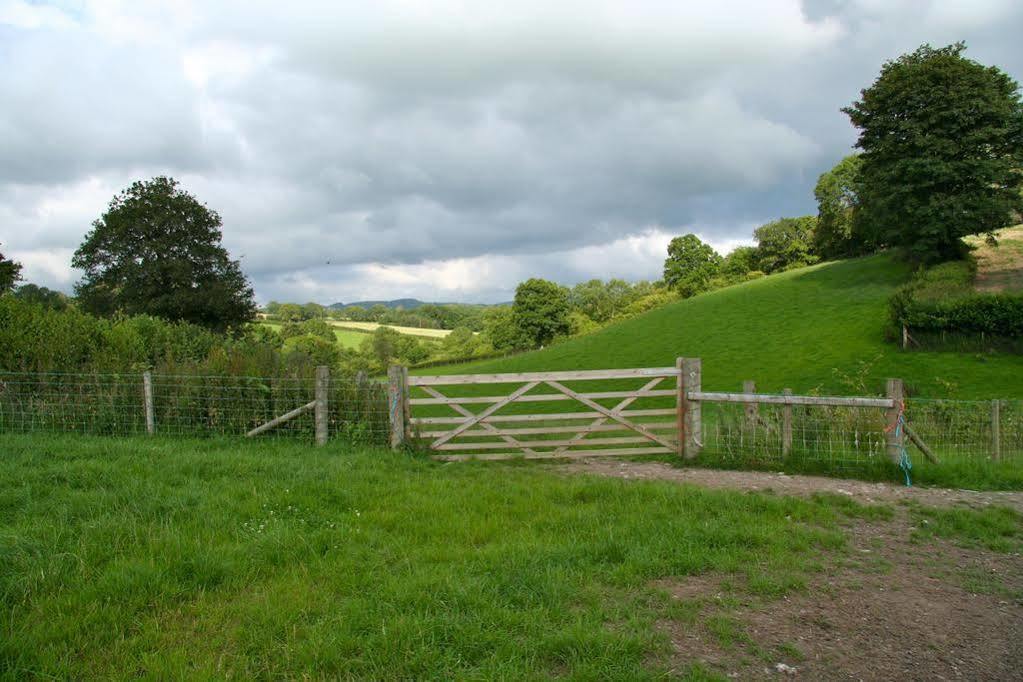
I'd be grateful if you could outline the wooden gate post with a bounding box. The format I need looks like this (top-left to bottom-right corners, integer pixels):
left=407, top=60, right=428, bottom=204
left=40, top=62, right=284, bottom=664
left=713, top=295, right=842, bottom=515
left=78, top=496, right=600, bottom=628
left=884, top=378, right=905, bottom=464
left=388, top=365, right=409, bottom=449
left=781, top=388, right=793, bottom=456
left=142, top=371, right=155, bottom=435
left=681, top=358, right=702, bottom=459
left=314, top=366, right=329, bottom=446
left=675, top=357, right=685, bottom=458
left=992, top=399, right=1001, bottom=461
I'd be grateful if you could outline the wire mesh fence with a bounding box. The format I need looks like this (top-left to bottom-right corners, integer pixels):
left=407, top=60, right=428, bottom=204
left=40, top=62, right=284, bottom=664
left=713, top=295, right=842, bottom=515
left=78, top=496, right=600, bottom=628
left=698, top=397, right=1022, bottom=485
left=0, top=371, right=390, bottom=446
left=2, top=369, right=1020, bottom=486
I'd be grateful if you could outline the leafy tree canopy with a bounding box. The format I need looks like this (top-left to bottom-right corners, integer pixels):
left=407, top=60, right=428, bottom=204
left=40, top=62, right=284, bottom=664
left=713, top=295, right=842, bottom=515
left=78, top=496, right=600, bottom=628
left=814, top=155, right=866, bottom=260
left=0, top=245, right=22, bottom=293
left=512, top=278, right=570, bottom=347
left=662, top=234, right=722, bottom=297
left=754, top=216, right=818, bottom=273
left=72, top=177, right=256, bottom=332
left=720, top=246, right=759, bottom=278
left=12, top=283, right=69, bottom=311
left=844, top=42, right=1023, bottom=262
left=483, top=306, right=531, bottom=352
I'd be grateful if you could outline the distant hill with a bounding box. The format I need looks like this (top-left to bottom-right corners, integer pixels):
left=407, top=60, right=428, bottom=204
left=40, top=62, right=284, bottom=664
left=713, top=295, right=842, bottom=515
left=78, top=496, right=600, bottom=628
left=328, top=299, right=505, bottom=310
left=329, top=299, right=428, bottom=310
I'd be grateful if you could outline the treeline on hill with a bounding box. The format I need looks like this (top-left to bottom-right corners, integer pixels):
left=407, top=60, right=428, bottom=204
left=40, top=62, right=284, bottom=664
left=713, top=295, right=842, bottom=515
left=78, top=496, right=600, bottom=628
left=263, top=300, right=490, bottom=332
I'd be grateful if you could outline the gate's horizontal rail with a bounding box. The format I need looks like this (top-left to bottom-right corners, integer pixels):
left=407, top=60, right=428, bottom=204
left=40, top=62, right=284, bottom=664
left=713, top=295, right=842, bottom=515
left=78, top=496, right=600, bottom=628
left=433, top=446, right=675, bottom=461
left=435, top=436, right=655, bottom=451
left=687, top=391, right=894, bottom=409
left=412, top=408, right=676, bottom=425
left=410, top=389, right=675, bottom=406
left=417, top=421, right=678, bottom=438
left=409, top=367, right=679, bottom=386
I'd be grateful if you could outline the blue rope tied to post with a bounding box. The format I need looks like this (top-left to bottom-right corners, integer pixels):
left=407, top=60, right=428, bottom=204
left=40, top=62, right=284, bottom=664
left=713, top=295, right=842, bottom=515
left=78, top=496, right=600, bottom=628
left=895, top=413, right=912, bottom=487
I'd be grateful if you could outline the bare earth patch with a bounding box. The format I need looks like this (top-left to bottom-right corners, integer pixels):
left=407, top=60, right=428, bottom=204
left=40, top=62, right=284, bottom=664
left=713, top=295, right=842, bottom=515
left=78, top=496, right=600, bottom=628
left=970, top=224, right=1023, bottom=293
left=559, top=461, right=1023, bottom=680
left=558, top=459, right=1023, bottom=512
left=655, top=517, right=1022, bottom=680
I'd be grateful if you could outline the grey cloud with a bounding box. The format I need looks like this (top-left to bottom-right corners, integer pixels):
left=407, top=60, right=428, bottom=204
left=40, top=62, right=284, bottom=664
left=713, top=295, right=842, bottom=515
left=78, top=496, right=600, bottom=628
left=1, top=1, right=1021, bottom=304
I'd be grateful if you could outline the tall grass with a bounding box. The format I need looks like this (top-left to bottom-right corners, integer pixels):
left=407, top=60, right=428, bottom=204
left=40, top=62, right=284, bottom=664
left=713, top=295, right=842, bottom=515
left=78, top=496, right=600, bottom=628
left=0, top=434, right=864, bottom=679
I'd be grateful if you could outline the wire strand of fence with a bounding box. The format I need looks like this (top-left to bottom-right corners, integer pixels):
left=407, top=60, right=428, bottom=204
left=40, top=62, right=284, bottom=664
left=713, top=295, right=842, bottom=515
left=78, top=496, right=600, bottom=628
left=0, top=370, right=391, bottom=445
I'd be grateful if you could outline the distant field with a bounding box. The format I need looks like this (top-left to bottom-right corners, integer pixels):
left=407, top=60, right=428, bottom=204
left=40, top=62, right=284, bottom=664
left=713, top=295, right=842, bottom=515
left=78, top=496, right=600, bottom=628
left=329, top=320, right=453, bottom=339
left=969, top=224, right=1023, bottom=293
left=260, top=322, right=372, bottom=349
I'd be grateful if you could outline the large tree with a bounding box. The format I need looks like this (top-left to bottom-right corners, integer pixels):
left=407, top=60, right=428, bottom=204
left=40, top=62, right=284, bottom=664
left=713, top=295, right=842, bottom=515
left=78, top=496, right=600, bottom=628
left=0, top=245, right=22, bottom=293
left=512, top=278, right=570, bottom=348
left=844, top=43, right=1023, bottom=262
left=814, top=155, right=866, bottom=260
left=754, top=216, right=818, bottom=273
left=662, top=234, right=721, bottom=297
left=73, top=177, right=256, bottom=332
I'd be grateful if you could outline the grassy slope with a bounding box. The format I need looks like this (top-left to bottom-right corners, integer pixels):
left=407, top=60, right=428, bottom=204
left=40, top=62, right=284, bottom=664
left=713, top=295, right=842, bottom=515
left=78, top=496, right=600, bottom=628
left=1, top=434, right=871, bottom=679
left=428, top=253, right=1023, bottom=399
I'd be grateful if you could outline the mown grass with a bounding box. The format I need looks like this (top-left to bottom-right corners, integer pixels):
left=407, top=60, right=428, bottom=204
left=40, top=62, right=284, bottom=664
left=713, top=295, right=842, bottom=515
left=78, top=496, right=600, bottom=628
left=427, top=253, right=1023, bottom=399
left=0, top=434, right=865, bottom=679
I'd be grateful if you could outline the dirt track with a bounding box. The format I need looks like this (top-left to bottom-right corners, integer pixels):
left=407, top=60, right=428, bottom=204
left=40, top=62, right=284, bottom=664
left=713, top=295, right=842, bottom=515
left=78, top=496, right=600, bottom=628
left=558, top=459, right=1023, bottom=512
left=560, top=460, right=1023, bottom=680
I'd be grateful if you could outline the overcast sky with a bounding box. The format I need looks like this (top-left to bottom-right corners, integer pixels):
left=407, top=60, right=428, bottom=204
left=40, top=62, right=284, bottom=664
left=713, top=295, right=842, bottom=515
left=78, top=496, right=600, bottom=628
left=2, top=1, right=1021, bottom=304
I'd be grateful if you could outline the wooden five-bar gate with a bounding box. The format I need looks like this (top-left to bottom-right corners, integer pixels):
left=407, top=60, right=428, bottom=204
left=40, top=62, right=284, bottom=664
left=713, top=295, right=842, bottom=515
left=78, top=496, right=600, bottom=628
left=387, top=359, right=931, bottom=464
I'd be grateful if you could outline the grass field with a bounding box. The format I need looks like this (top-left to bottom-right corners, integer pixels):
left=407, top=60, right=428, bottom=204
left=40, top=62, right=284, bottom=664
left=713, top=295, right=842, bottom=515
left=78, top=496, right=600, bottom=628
left=2, top=435, right=1019, bottom=679
left=0, top=434, right=866, bottom=679
left=260, top=321, right=373, bottom=350
left=424, top=253, right=1023, bottom=399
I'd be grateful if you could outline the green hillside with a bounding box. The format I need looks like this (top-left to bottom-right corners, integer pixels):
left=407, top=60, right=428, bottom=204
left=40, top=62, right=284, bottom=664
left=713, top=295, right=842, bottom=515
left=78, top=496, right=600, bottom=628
left=425, top=253, right=1023, bottom=399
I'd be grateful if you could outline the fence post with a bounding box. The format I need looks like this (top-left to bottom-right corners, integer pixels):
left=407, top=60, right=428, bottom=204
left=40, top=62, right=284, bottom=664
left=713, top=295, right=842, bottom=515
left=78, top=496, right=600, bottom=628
left=742, top=380, right=757, bottom=429
left=314, top=365, right=329, bottom=446
left=388, top=365, right=408, bottom=449
left=401, top=366, right=412, bottom=442
left=992, top=399, right=1001, bottom=461
left=142, top=371, right=155, bottom=435
left=884, top=378, right=904, bottom=464
left=681, top=358, right=702, bottom=459
left=782, top=388, right=792, bottom=456
left=675, top=357, right=685, bottom=458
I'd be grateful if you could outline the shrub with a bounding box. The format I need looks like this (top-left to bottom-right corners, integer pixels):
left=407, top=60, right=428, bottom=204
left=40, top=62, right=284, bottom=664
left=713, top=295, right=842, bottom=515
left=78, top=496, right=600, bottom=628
left=890, top=259, right=1023, bottom=344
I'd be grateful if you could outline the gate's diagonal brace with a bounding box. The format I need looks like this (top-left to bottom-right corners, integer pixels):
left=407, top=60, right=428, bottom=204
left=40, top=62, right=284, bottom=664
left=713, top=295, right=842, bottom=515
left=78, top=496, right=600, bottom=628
left=544, top=380, right=677, bottom=451
left=552, top=377, right=663, bottom=455
left=421, top=386, right=538, bottom=456
left=431, top=381, right=540, bottom=449
left=246, top=400, right=316, bottom=438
